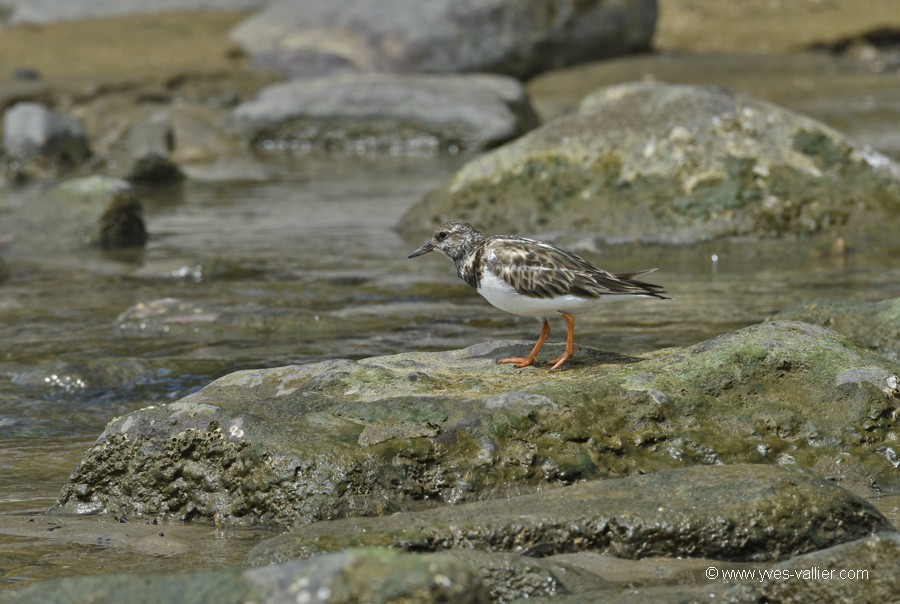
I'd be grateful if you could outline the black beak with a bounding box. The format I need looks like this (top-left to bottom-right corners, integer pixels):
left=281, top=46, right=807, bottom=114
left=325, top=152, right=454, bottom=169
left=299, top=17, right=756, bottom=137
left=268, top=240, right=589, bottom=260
left=408, top=242, right=434, bottom=258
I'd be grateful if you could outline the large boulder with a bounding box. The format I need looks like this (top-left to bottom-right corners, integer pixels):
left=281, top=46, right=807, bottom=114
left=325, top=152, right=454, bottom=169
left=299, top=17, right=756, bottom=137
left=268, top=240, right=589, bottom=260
left=229, top=0, right=657, bottom=80
left=399, top=82, right=900, bottom=244
left=52, top=321, right=899, bottom=528
left=229, top=73, right=539, bottom=153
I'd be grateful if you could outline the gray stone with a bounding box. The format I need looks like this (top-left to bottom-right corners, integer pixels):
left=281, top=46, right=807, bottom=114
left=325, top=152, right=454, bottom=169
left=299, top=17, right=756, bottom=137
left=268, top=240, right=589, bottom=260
left=0, top=0, right=266, bottom=25
left=52, top=321, right=900, bottom=529
left=229, top=73, right=540, bottom=153
left=109, top=110, right=183, bottom=183
left=400, top=82, right=900, bottom=244
left=2, top=102, right=91, bottom=175
left=245, top=465, right=890, bottom=566
left=0, top=548, right=490, bottom=604
left=107, top=111, right=184, bottom=184
left=229, top=0, right=657, bottom=80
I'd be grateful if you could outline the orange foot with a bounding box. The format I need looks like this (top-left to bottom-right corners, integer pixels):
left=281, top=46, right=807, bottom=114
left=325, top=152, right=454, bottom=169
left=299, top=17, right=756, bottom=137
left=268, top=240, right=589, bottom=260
left=546, top=352, right=574, bottom=372
left=498, top=356, right=538, bottom=368
left=497, top=319, right=551, bottom=370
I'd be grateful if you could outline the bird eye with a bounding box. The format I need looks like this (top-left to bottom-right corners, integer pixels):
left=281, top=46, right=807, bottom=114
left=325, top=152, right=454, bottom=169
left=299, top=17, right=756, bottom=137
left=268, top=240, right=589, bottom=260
left=436, top=231, right=448, bottom=241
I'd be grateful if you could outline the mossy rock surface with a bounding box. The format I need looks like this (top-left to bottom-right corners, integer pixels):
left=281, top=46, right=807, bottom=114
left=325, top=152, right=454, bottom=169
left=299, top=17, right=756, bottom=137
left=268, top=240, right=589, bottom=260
left=400, top=82, right=900, bottom=244
left=52, top=320, right=899, bottom=528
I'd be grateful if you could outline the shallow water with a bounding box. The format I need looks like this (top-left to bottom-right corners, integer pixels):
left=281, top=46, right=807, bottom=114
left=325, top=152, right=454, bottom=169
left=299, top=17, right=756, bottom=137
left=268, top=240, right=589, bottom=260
left=2, top=57, right=900, bottom=586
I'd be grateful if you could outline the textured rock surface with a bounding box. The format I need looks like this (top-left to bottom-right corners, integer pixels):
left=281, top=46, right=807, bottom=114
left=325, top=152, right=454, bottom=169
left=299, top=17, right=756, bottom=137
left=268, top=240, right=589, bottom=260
left=246, top=465, right=891, bottom=565
left=229, top=73, right=539, bottom=153
left=229, top=0, right=657, bottom=80
left=400, top=82, right=900, bottom=243
left=52, top=321, right=900, bottom=528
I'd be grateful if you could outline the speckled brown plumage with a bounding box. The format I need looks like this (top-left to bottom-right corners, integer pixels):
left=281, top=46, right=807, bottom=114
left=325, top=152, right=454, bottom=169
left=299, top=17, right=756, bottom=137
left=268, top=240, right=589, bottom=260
left=408, top=220, right=669, bottom=370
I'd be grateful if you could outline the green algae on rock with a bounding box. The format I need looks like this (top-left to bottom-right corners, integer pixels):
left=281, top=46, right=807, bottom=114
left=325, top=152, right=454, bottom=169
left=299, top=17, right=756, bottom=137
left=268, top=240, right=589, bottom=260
left=52, top=321, right=899, bottom=528
left=399, top=82, right=900, bottom=244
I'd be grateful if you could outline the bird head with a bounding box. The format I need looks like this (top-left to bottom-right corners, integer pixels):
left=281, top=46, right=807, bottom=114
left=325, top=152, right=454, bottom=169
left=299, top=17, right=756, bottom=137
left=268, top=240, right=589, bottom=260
left=408, top=220, right=484, bottom=262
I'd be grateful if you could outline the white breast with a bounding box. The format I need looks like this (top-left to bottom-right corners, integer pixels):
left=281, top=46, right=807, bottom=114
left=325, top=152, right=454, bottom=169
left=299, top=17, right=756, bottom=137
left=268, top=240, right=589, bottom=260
left=476, top=270, right=598, bottom=318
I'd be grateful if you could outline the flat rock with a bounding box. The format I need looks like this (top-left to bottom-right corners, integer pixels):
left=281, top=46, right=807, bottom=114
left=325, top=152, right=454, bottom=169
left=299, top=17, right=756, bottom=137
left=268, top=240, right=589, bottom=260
left=51, top=321, right=900, bottom=529
left=245, top=464, right=890, bottom=565
left=229, top=0, right=657, bottom=80
left=723, top=532, right=900, bottom=604
left=0, top=548, right=490, bottom=604
left=229, top=73, right=539, bottom=153
left=400, top=81, right=900, bottom=244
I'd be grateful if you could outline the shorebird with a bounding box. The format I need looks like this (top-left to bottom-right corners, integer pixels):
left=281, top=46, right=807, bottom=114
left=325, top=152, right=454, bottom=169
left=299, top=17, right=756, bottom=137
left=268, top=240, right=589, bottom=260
left=409, top=220, right=669, bottom=371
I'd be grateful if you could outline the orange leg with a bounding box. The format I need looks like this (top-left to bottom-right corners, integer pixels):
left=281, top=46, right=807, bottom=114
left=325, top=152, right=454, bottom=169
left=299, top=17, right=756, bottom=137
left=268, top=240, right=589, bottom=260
left=547, top=312, right=576, bottom=371
left=499, top=319, right=550, bottom=368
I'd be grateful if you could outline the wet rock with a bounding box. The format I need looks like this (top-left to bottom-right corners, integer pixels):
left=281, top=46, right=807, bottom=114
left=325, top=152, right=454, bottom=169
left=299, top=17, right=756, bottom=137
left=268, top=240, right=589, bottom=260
left=2, top=102, right=91, bottom=178
left=723, top=532, right=900, bottom=604
left=400, top=81, right=900, bottom=243
left=0, top=0, right=267, bottom=25
left=108, top=110, right=183, bottom=183
left=52, top=321, right=900, bottom=528
left=246, top=465, right=890, bottom=566
left=229, top=73, right=540, bottom=154
left=773, top=297, right=900, bottom=362
left=0, top=548, right=490, bottom=604
left=168, top=104, right=270, bottom=182
left=229, top=0, right=657, bottom=80
left=6, top=176, right=146, bottom=254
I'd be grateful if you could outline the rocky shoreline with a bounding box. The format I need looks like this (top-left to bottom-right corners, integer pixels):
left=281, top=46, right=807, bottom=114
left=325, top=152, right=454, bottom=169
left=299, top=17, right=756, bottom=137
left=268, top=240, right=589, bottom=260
left=2, top=1, right=899, bottom=602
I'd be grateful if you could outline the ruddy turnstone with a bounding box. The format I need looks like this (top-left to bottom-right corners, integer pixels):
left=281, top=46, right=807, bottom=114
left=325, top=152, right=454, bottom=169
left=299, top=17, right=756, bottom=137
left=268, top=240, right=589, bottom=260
left=408, top=220, right=669, bottom=371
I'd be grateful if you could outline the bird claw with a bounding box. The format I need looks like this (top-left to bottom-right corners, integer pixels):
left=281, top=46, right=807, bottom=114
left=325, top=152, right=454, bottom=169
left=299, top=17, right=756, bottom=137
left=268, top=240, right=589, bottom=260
left=498, top=357, right=537, bottom=369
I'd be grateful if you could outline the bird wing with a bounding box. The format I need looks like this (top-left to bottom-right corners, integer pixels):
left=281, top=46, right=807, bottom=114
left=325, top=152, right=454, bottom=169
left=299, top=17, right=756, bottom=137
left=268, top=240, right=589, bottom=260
left=483, top=237, right=664, bottom=299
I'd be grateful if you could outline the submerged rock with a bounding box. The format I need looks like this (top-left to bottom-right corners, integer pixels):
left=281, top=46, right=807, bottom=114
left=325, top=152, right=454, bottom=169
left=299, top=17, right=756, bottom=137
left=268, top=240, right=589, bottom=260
left=0, top=548, right=490, bottom=604
left=52, top=321, right=899, bottom=528
left=774, top=297, right=900, bottom=362
left=400, top=82, right=900, bottom=243
left=229, top=73, right=540, bottom=154
left=6, top=176, right=147, bottom=254
left=246, top=464, right=890, bottom=565
left=229, top=0, right=657, bottom=80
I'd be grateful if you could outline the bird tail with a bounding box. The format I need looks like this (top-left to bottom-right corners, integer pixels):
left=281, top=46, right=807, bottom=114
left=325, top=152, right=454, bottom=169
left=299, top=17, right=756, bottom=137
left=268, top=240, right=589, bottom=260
left=613, top=268, right=671, bottom=300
